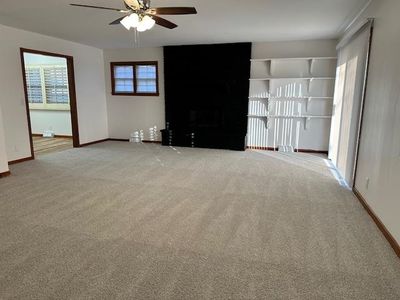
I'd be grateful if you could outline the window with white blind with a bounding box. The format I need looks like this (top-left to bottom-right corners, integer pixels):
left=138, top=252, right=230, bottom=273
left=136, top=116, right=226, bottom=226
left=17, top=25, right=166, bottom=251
left=111, top=62, right=159, bottom=96
left=25, top=65, right=70, bottom=110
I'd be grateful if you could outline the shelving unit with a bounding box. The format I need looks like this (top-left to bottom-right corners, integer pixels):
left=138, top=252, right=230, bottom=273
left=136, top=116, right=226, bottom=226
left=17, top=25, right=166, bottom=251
left=247, top=55, right=337, bottom=152
left=250, top=57, right=337, bottom=77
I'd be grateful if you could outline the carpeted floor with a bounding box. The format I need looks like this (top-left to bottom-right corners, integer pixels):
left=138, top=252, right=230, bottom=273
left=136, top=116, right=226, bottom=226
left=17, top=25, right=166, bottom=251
left=0, top=142, right=399, bottom=299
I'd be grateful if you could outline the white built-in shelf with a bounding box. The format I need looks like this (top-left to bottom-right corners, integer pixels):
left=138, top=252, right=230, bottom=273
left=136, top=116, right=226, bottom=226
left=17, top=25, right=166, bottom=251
left=248, top=96, right=334, bottom=112
left=247, top=55, right=336, bottom=136
left=251, top=57, right=337, bottom=62
left=250, top=77, right=335, bottom=81
left=248, top=114, right=332, bottom=130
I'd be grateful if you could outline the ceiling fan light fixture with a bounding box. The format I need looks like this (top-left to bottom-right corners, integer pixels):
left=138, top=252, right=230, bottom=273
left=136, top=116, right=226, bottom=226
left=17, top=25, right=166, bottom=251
left=120, top=13, right=139, bottom=30
left=70, top=2, right=197, bottom=31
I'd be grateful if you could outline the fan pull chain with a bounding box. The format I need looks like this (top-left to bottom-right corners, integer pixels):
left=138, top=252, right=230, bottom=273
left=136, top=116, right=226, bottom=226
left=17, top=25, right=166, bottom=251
left=132, top=28, right=140, bottom=47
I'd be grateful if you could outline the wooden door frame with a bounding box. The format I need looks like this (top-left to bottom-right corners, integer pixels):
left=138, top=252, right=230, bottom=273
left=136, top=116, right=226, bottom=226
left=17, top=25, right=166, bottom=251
left=20, top=48, right=80, bottom=158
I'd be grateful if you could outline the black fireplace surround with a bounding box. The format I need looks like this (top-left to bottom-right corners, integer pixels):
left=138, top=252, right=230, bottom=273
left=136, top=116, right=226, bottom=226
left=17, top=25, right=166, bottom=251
left=162, top=42, right=251, bottom=151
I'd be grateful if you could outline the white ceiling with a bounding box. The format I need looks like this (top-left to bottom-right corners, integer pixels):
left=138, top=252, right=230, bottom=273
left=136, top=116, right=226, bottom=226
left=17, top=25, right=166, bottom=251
left=0, top=0, right=370, bottom=49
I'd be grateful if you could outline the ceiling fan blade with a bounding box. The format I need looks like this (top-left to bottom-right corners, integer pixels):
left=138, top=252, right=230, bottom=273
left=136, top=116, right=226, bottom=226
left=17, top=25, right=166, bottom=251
left=70, top=4, right=126, bottom=12
left=143, top=0, right=151, bottom=9
left=151, top=15, right=178, bottom=29
left=151, top=7, right=197, bottom=15
left=124, top=0, right=140, bottom=10
left=109, top=17, right=126, bottom=25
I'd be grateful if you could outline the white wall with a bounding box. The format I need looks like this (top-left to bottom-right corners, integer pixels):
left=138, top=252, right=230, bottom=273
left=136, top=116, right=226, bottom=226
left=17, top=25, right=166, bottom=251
left=0, top=104, right=9, bottom=174
left=0, top=24, right=108, bottom=161
left=103, top=48, right=165, bottom=141
left=352, top=0, right=400, bottom=244
left=250, top=40, right=337, bottom=151
left=29, top=110, right=72, bottom=136
left=252, top=40, right=338, bottom=59
left=103, top=42, right=337, bottom=145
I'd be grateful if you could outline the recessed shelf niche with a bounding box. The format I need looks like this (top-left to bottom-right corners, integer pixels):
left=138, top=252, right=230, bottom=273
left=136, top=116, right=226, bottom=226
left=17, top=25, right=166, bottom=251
left=247, top=56, right=337, bottom=152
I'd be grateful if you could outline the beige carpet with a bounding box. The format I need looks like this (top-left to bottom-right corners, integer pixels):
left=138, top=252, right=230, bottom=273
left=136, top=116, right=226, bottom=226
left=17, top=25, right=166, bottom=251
left=0, top=142, right=399, bottom=299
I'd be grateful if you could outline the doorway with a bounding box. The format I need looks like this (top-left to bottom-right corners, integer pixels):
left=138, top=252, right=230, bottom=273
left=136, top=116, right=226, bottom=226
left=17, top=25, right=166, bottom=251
left=20, top=48, right=80, bottom=158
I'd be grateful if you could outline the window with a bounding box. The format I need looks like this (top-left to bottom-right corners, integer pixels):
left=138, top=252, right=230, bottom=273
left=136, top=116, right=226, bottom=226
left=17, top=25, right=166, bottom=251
left=111, top=62, right=159, bottom=96
left=25, top=65, right=70, bottom=110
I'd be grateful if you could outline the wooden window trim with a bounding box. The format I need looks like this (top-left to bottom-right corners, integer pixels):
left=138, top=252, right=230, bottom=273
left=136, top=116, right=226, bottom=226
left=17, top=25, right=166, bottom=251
left=111, top=61, right=159, bottom=96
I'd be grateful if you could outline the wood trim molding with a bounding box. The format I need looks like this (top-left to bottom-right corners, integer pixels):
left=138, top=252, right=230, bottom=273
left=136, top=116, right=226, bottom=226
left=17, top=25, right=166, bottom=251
left=142, top=140, right=162, bottom=144
left=19, top=49, right=35, bottom=160
left=80, top=139, right=162, bottom=146
left=8, top=156, right=34, bottom=165
left=108, top=139, right=161, bottom=144
left=0, top=171, right=11, bottom=178
left=79, top=139, right=109, bottom=147
left=108, top=138, right=129, bottom=142
left=246, top=146, right=328, bottom=154
left=20, top=48, right=80, bottom=150
left=296, top=149, right=329, bottom=155
left=353, top=187, right=400, bottom=258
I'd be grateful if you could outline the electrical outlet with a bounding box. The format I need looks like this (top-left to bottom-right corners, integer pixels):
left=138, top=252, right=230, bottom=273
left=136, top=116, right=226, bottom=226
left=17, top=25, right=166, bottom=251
left=366, top=177, right=370, bottom=190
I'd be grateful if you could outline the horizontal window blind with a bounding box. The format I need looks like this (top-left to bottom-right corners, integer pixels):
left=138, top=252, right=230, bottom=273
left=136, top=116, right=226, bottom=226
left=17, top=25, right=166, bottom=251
left=44, top=66, right=69, bottom=104
left=136, top=65, right=157, bottom=93
left=25, top=67, right=43, bottom=103
left=25, top=65, right=70, bottom=107
left=114, top=66, right=134, bottom=93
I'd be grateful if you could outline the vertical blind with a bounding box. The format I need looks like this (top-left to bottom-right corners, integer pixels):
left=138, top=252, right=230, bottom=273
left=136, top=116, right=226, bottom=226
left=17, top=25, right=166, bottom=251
left=329, top=20, right=373, bottom=186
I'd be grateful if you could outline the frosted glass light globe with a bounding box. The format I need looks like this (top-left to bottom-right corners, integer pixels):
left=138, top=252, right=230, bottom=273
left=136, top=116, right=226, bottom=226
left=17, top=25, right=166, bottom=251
left=142, top=15, right=156, bottom=30
left=120, top=13, right=140, bottom=30
left=136, top=20, right=148, bottom=32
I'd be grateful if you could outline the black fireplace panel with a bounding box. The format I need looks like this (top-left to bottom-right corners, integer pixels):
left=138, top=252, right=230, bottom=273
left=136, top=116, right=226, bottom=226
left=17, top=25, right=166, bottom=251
left=163, top=43, right=251, bottom=151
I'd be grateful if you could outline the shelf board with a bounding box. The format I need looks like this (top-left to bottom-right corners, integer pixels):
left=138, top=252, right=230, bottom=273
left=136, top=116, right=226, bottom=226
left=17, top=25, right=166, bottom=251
left=249, top=96, right=333, bottom=101
left=248, top=115, right=332, bottom=119
left=271, top=96, right=333, bottom=101
left=251, top=57, right=337, bottom=62
left=250, top=77, right=335, bottom=81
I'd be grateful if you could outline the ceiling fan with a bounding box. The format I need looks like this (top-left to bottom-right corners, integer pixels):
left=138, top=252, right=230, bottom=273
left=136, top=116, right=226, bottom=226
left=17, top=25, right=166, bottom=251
left=70, top=0, right=197, bottom=32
